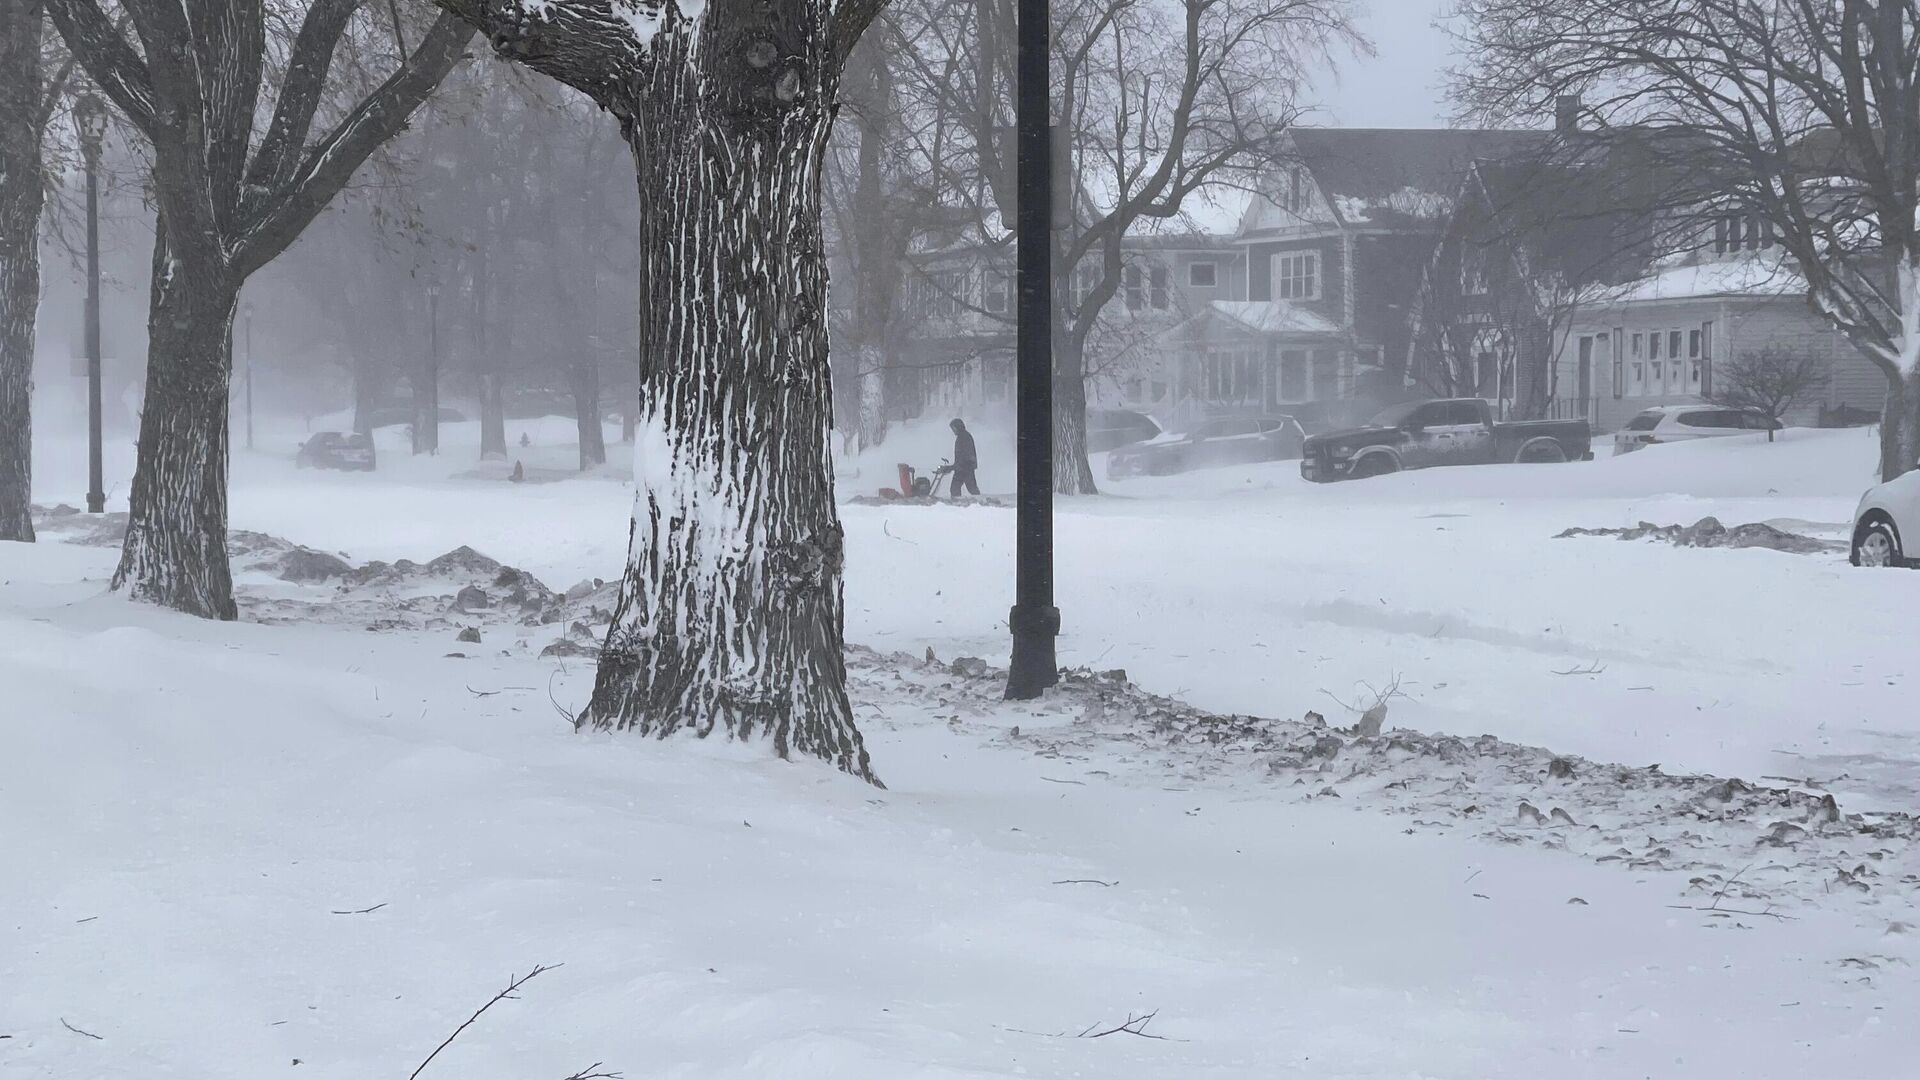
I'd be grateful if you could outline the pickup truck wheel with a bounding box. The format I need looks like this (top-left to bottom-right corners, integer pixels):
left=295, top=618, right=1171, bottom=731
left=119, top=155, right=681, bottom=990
left=1350, top=453, right=1397, bottom=479
left=1515, top=439, right=1568, bottom=463
left=1852, top=514, right=1905, bottom=568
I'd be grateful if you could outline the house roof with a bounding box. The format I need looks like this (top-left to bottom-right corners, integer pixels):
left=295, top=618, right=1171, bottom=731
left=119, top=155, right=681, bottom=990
left=1599, top=253, right=1806, bottom=305
left=1289, top=128, right=1549, bottom=225
left=1201, top=300, right=1342, bottom=336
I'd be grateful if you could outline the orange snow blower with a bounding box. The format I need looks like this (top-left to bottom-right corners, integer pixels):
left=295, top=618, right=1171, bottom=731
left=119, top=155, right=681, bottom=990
left=877, top=460, right=954, bottom=500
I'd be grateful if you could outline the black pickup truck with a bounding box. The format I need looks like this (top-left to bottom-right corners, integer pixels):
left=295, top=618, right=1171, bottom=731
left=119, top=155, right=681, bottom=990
left=1300, top=398, right=1592, bottom=483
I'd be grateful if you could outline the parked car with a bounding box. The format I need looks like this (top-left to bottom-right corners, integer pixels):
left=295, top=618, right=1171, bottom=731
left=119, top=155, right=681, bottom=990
left=1851, top=467, right=1920, bottom=568
left=1300, top=398, right=1592, bottom=482
left=1107, top=416, right=1306, bottom=478
left=1087, top=408, right=1162, bottom=453
left=1613, top=405, right=1781, bottom=455
left=296, top=431, right=376, bottom=472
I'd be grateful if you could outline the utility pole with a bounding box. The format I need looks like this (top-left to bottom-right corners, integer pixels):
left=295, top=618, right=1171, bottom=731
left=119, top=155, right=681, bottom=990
left=243, top=301, right=254, bottom=450
left=1005, top=0, right=1060, bottom=699
left=73, top=93, right=108, bottom=515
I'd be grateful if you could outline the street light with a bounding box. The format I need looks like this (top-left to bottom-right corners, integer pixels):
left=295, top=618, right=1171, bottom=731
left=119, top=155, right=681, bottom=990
left=72, top=92, right=109, bottom=515
left=1005, top=0, right=1060, bottom=699
left=243, top=300, right=254, bottom=450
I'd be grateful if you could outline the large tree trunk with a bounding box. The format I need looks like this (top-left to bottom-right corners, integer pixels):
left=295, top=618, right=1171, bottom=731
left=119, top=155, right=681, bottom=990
left=577, top=27, right=875, bottom=783
left=352, top=352, right=381, bottom=438
left=1881, top=369, right=1920, bottom=482
left=479, top=371, right=507, bottom=459
left=113, top=227, right=239, bottom=620
left=0, top=0, right=45, bottom=543
left=570, top=354, right=606, bottom=469
left=1052, top=333, right=1097, bottom=495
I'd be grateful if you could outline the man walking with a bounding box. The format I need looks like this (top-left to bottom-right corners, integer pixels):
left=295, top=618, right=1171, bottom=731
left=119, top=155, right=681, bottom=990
left=949, top=418, right=981, bottom=497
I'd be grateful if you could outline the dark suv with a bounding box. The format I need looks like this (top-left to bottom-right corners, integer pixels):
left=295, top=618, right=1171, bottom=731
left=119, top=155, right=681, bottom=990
left=296, top=431, right=376, bottom=472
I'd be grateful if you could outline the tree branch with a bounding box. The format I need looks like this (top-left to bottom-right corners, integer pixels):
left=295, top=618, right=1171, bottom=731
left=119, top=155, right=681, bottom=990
left=42, top=0, right=158, bottom=133
left=232, top=10, right=477, bottom=279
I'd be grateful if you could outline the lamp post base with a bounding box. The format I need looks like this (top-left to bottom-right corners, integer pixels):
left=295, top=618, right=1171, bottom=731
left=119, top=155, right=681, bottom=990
left=86, top=491, right=104, bottom=514
left=1005, top=603, right=1060, bottom=700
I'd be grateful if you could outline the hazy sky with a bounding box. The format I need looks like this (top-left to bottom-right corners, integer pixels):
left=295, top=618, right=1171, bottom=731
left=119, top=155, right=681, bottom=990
left=1315, top=0, right=1459, bottom=128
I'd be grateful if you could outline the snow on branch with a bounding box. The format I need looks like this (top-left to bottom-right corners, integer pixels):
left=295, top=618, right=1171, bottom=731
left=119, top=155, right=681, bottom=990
left=41, top=0, right=159, bottom=133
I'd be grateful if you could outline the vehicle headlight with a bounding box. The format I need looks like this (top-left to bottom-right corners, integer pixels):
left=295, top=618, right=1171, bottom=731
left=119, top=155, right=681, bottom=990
left=1328, top=445, right=1355, bottom=460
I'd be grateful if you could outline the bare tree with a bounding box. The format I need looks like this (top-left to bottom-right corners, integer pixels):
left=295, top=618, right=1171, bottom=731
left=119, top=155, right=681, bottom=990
left=425, top=0, right=884, bottom=782
left=1708, top=346, right=1827, bottom=441
left=1452, top=0, right=1920, bottom=480
left=948, top=0, right=1362, bottom=493
left=0, top=1, right=68, bottom=543
left=45, top=0, right=475, bottom=617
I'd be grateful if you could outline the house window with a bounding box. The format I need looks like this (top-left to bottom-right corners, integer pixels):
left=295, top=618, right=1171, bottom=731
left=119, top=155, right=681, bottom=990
left=1071, top=264, right=1099, bottom=312
left=983, top=269, right=1010, bottom=315
left=1461, top=243, right=1490, bottom=296
left=1124, top=265, right=1144, bottom=311
left=1188, top=261, right=1217, bottom=288
left=1150, top=266, right=1170, bottom=310
left=1668, top=330, right=1683, bottom=360
left=930, top=270, right=965, bottom=316
left=1311, top=351, right=1338, bottom=400
left=1279, top=349, right=1306, bottom=400
left=1283, top=167, right=1309, bottom=214
left=1272, top=251, right=1321, bottom=300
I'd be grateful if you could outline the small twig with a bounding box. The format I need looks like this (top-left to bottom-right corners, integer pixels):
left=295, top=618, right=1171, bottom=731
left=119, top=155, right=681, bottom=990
left=1052, top=879, right=1117, bottom=887
left=330, top=902, right=388, bottom=916
left=466, top=685, right=501, bottom=698
left=1040, top=776, right=1086, bottom=786
left=882, top=520, right=917, bottom=544
left=1082, top=1011, right=1170, bottom=1040
left=408, top=964, right=561, bottom=1080
left=1463, top=869, right=1483, bottom=884
left=559, top=1065, right=622, bottom=1080
left=1552, top=660, right=1607, bottom=676
left=1665, top=904, right=1796, bottom=921
left=1710, top=862, right=1757, bottom=910
left=75, top=916, right=98, bottom=924
left=61, top=1018, right=103, bottom=1041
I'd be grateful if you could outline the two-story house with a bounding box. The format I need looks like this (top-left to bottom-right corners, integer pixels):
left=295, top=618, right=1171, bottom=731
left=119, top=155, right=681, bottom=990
left=1133, top=127, right=1548, bottom=428
left=889, top=225, right=1245, bottom=419
left=1407, top=116, right=1887, bottom=432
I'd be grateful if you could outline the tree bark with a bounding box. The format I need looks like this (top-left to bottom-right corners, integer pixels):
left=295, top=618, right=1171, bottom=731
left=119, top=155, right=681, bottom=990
left=569, top=354, right=606, bottom=469
left=433, top=0, right=883, bottom=783
left=0, top=0, right=46, bottom=543
left=1052, top=332, right=1097, bottom=495
left=575, top=24, right=874, bottom=782
left=352, top=354, right=380, bottom=437
left=1881, top=369, right=1920, bottom=481
left=113, top=226, right=240, bottom=619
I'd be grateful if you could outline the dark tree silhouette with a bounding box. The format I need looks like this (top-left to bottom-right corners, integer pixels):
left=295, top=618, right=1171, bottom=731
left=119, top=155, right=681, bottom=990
left=45, top=0, right=475, bottom=617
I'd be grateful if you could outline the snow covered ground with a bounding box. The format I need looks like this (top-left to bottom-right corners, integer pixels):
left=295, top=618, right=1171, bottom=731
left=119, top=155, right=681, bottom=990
left=7, top=416, right=1919, bottom=1078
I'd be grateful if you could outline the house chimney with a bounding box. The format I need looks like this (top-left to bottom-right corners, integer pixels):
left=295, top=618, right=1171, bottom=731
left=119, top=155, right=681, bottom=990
left=1555, top=94, right=1582, bottom=133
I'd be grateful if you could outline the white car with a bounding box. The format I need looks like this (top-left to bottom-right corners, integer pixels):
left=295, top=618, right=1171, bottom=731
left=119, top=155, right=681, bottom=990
left=1612, top=405, right=1781, bottom=455
left=1851, top=467, right=1920, bottom=567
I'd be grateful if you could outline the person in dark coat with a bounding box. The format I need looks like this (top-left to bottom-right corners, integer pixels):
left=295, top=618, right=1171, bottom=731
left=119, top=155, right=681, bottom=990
left=948, top=418, right=981, bottom=497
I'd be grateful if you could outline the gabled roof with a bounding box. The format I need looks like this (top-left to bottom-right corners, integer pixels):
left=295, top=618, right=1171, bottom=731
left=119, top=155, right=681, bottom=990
left=1289, top=128, right=1549, bottom=225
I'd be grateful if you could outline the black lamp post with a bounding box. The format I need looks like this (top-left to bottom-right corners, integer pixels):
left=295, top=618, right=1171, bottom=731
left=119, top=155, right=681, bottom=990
left=72, top=92, right=108, bottom=515
left=1005, top=0, right=1060, bottom=699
